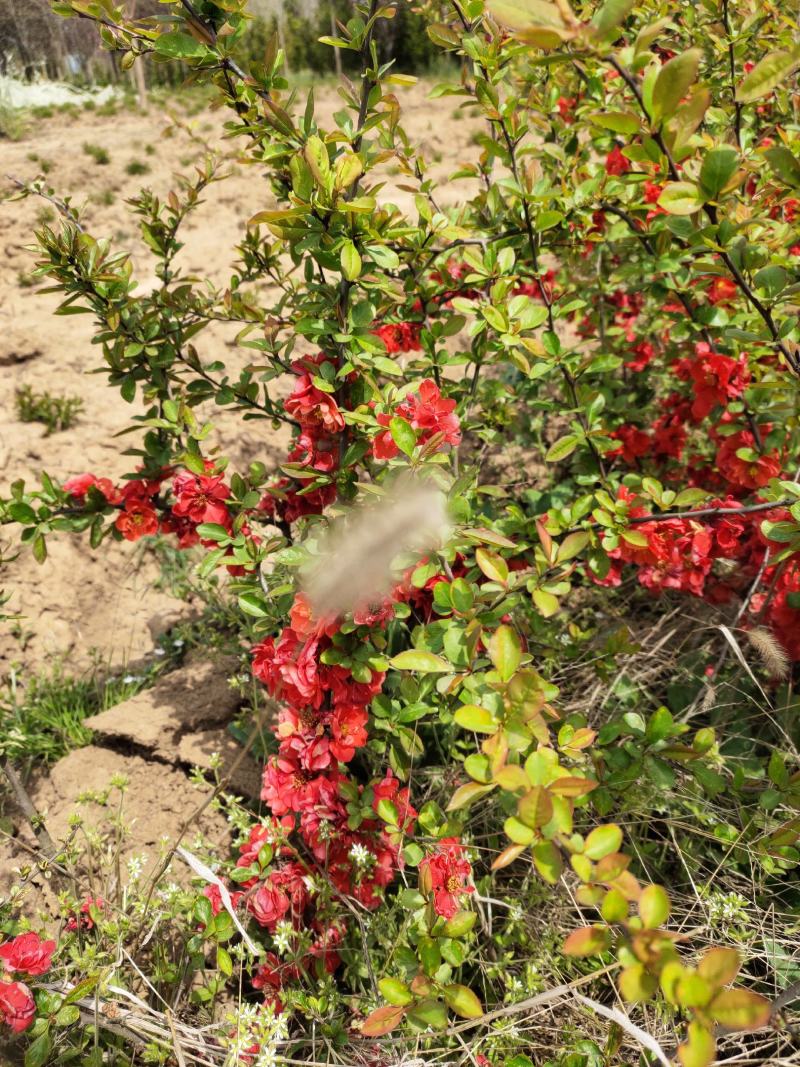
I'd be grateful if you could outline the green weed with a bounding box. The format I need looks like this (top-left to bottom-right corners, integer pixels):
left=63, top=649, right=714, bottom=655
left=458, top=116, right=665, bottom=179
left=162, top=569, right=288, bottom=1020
left=15, top=385, right=83, bottom=435
left=82, top=141, right=111, bottom=165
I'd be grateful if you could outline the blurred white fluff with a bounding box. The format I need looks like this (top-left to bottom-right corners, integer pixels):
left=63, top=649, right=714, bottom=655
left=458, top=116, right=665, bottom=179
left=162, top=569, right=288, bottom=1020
left=302, top=479, right=451, bottom=617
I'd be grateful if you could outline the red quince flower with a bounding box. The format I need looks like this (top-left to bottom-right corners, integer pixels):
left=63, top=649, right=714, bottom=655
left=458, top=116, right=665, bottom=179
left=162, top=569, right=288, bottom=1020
left=0, top=980, right=35, bottom=1033
left=605, top=145, right=631, bottom=176
left=0, top=932, right=55, bottom=977
left=115, top=501, right=159, bottom=541
left=716, top=431, right=782, bottom=490
left=172, top=470, right=231, bottom=527
left=419, top=837, right=474, bottom=919
left=248, top=863, right=310, bottom=930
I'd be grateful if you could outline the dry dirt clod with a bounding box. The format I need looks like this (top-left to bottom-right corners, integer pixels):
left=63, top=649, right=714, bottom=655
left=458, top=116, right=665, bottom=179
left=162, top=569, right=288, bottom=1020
left=83, top=654, right=243, bottom=759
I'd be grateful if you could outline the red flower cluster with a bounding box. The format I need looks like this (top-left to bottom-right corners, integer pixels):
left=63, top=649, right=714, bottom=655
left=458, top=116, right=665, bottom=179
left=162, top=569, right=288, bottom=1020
left=716, top=430, right=782, bottom=491
left=372, top=321, right=423, bottom=354
left=674, top=342, right=749, bottom=421
left=250, top=589, right=421, bottom=930
left=65, top=895, right=106, bottom=932
left=260, top=355, right=345, bottom=523
left=605, top=145, right=631, bottom=176
left=373, top=379, right=462, bottom=460
left=598, top=487, right=800, bottom=664
left=0, top=932, right=55, bottom=1034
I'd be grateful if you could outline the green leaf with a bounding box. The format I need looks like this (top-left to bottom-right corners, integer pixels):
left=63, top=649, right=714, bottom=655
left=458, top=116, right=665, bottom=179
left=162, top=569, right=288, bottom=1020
left=532, top=588, right=559, bottom=617
left=737, top=49, right=800, bottom=103
left=32, top=532, right=47, bottom=564
left=587, top=110, right=641, bottom=135
left=657, top=181, right=704, bottom=215
left=427, top=22, right=462, bottom=49
left=443, top=910, right=477, bottom=937
left=591, top=0, right=635, bottom=39
left=450, top=577, right=474, bottom=613
left=699, top=147, right=739, bottom=200
left=196, top=522, right=230, bottom=541
left=341, top=240, right=362, bottom=281
left=54, top=1004, right=80, bottom=1026
left=754, top=265, right=787, bottom=298
left=389, top=650, right=452, bottom=673
left=407, top=997, right=448, bottom=1030
left=25, top=1032, right=52, bottom=1067
left=9, top=502, right=37, bottom=524
left=546, top=434, right=579, bottom=462
left=518, top=785, right=553, bottom=828
left=154, top=32, right=209, bottom=58
left=535, top=209, right=563, bottom=231
left=303, top=134, right=331, bottom=188
left=63, top=975, right=100, bottom=1005
left=446, top=781, right=495, bottom=809
left=238, top=591, right=269, bottom=618
left=532, top=840, right=563, bottom=883
left=556, top=530, right=589, bottom=563
left=389, top=416, right=417, bottom=457
left=376, top=797, right=399, bottom=825
left=651, top=49, right=701, bottom=125
left=764, top=146, right=800, bottom=187
left=418, top=936, right=441, bottom=975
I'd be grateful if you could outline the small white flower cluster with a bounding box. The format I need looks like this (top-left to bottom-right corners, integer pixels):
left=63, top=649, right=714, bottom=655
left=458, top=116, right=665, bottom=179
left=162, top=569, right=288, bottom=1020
left=156, top=881, right=182, bottom=903
left=272, top=920, right=295, bottom=955
left=126, top=853, right=147, bottom=882
left=704, top=889, right=750, bottom=928
left=348, top=842, right=376, bottom=872
left=223, top=1001, right=288, bottom=1067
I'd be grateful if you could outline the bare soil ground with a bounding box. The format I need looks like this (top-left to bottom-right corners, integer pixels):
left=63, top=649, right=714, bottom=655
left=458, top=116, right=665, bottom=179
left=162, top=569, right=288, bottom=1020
left=0, top=82, right=483, bottom=890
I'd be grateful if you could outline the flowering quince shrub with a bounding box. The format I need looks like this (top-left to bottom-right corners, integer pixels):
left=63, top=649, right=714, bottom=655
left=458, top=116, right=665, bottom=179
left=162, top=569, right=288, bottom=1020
left=3, top=0, right=800, bottom=1062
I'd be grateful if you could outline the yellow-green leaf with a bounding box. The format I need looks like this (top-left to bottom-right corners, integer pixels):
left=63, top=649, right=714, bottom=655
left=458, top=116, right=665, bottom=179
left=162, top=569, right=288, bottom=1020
left=638, top=884, right=670, bottom=928
left=677, top=1022, right=716, bottom=1067
left=485, top=0, right=575, bottom=48
left=532, top=587, right=560, bottom=617
left=443, top=984, right=483, bottom=1019
left=446, top=782, right=495, bottom=811
left=563, top=924, right=610, bottom=957
left=475, top=546, right=509, bottom=583
left=708, top=989, right=771, bottom=1031
left=657, top=181, right=704, bottom=215
left=487, top=624, right=522, bottom=681
left=454, top=704, right=498, bottom=733
left=584, top=823, right=623, bottom=860
left=341, top=240, right=362, bottom=281
left=651, top=49, right=701, bottom=125
left=737, top=49, right=800, bottom=104
left=697, top=947, right=740, bottom=988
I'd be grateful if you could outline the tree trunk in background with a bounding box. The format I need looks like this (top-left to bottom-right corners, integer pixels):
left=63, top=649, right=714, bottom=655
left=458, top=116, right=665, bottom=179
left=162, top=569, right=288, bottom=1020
left=131, top=58, right=147, bottom=106
left=278, top=15, right=291, bottom=76
left=329, top=2, right=342, bottom=77
left=126, top=0, right=147, bottom=106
